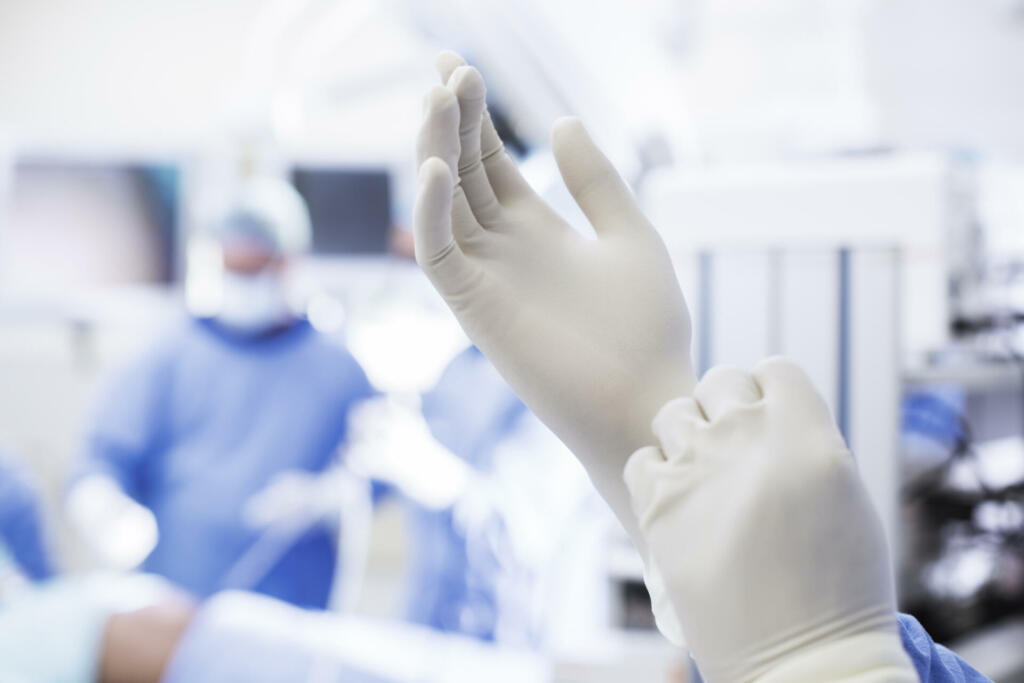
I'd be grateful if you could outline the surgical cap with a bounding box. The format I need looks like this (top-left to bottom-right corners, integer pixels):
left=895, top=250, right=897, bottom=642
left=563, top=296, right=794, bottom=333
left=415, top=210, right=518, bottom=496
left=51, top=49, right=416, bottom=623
left=216, top=177, right=312, bottom=255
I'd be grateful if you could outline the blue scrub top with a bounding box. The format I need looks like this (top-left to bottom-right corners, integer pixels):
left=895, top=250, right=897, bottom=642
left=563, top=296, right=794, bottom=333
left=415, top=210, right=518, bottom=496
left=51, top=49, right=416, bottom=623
left=406, top=347, right=526, bottom=640
left=74, top=317, right=374, bottom=607
left=0, top=455, right=56, bottom=581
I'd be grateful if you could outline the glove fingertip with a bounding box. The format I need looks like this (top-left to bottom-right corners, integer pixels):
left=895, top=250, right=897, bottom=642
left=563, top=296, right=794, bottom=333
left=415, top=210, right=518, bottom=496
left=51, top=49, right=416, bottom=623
left=413, top=157, right=455, bottom=260
left=551, top=116, right=652, bottom=239
left=449, top=65, right=486, bottom=99
left=419, top=155, right=452, bottom=178
left=436, top=50, right=467, bottom=83
left=424, top=84, right=457, bottom=112
left=418, top=156, right=454, bottom=198
left=623, top=445, right=665, bottom=504
left=551, top=115, right=585, bottom=141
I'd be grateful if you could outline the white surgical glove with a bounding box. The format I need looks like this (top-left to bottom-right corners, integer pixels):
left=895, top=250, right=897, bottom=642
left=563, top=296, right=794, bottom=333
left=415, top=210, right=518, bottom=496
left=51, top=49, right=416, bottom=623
left=414, top=51, right=695, bottom=642
left=624, top=358, right=917, bottom=682
left=344, top=396, right=473, bottom=510
left=242, top=468, right=368, bottom=530
left=66, top=475, right=158, bottom=570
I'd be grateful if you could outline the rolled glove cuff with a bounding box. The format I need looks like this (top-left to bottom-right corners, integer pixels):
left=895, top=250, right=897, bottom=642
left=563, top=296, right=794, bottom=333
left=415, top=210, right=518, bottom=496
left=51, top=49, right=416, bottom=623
left=749, top=626, right=918, bottom=683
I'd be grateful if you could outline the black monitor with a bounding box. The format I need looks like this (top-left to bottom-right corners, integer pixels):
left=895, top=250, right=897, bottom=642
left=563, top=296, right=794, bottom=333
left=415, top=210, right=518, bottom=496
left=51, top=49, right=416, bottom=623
left=291, top=167, right=391, bottom=255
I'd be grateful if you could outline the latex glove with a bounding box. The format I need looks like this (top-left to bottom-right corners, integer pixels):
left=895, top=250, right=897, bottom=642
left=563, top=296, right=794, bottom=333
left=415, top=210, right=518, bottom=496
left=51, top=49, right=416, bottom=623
left=414, top=51, right=695, bottom=641
left=344, top=396, right=473, bottom=510
left=243, top=468, right=364, bottom=530
left=624, top=358, right=917, bottom=682
left=66, top=475, right=157, bottom=570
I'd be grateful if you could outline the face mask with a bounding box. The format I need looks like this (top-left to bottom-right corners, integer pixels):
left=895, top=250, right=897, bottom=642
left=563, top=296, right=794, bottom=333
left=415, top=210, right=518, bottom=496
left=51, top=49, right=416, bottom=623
left=216, top=270, right=289, bottom=335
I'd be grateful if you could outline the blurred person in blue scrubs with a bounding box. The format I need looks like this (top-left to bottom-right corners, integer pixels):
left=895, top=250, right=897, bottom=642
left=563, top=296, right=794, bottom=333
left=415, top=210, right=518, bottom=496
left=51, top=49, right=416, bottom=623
left=0, top=460, right=521, bottom=683
left=0, top=453, right=56, bottom=587
left=404, top=347, right=526, bottom=641
left=403, top=346, right=601, bottom=648
left=66, top=176, right=375, bottom=608
left=0, top=449, right=971, bottom=681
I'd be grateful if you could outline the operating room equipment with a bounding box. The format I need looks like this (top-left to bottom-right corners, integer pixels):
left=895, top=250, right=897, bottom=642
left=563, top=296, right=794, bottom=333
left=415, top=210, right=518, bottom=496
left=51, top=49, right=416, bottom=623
left=900, top=351, right=1024, bottom=648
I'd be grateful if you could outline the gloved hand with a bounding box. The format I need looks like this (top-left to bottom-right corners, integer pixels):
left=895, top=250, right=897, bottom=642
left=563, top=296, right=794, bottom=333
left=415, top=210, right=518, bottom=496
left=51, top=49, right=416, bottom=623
left=414, top=51, right=695, bottom=642
left=242, top=468, right=366, bottom=530
left=344, top=396, right=473, bottom=510
left=624, top=358, right=917, bottom=682
left=66, top=475, right=157, bottom=570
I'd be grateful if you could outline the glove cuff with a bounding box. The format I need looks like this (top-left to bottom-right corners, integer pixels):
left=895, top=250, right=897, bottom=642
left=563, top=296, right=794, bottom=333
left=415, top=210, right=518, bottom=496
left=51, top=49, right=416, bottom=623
left=751, top=628, right=918, bottom=683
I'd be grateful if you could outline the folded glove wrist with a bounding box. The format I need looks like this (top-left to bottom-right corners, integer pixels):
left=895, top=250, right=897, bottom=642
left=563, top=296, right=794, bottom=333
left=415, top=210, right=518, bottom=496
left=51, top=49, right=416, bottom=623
left=753, top=628, right=917, bottom=683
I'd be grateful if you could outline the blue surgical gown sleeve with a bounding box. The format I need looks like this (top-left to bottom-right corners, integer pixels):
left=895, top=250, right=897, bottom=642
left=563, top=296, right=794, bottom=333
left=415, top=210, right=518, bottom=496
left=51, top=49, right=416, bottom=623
left=0, top=456, right=56, bottom=580
left=899, top=613, right=991, bottom=682
left=71, top=342, right=172, bottom=501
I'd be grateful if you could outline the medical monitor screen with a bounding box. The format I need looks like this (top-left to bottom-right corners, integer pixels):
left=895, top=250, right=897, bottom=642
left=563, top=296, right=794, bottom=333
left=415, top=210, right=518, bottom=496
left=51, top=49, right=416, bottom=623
left=291, top=168, right=391, bottom=256
left=5, top=161, right=180, bottom=292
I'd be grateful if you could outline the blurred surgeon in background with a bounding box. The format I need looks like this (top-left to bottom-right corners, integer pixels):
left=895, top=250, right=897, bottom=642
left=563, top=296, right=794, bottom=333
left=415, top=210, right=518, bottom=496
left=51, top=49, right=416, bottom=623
left=403, top=346, right=599, bottom=648
left=405, top=346, right=525, bottom=641
left=0, top=454, right=56, bottom=589
left=66, top=176, right=376, bottom=608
